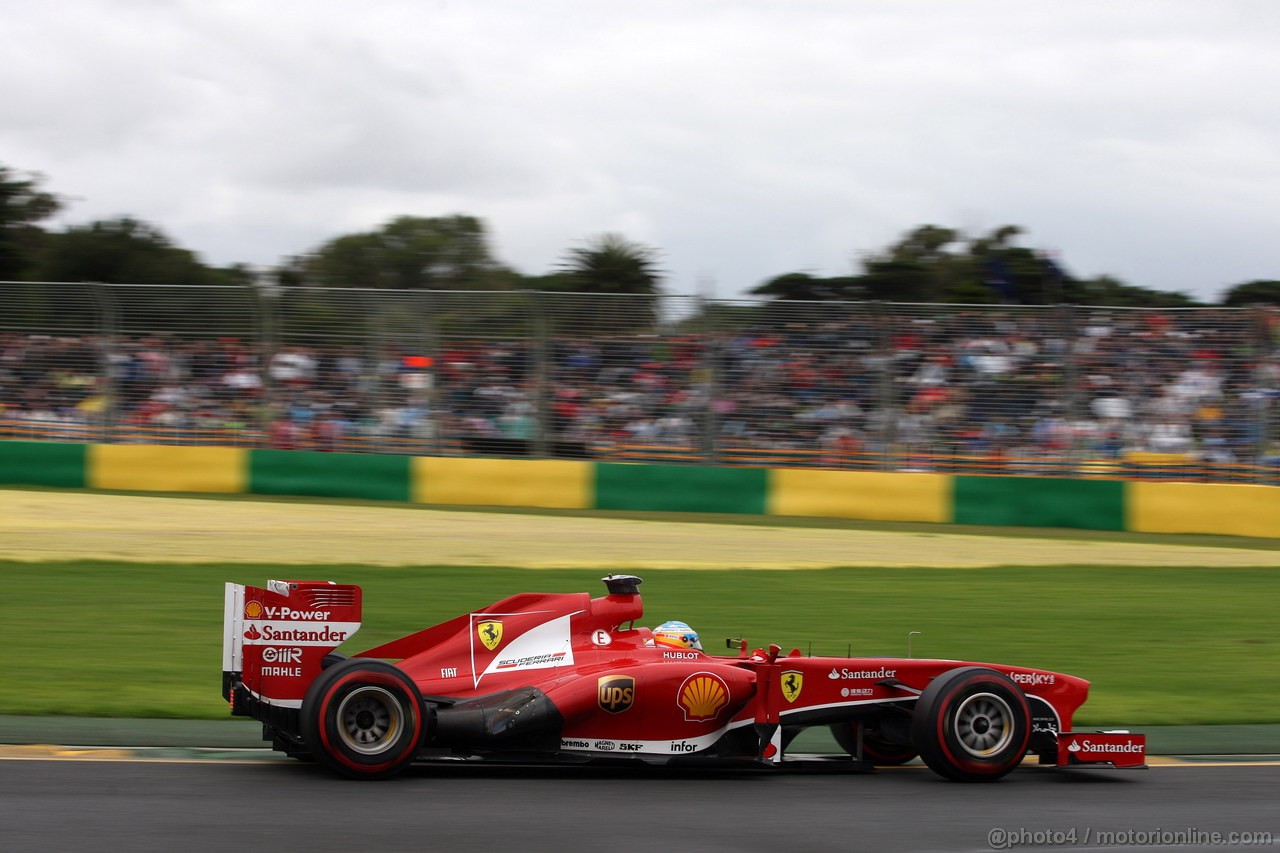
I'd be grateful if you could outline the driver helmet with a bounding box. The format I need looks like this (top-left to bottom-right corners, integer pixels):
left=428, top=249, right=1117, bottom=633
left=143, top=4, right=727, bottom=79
left=654, top=620, right=702, bottom=651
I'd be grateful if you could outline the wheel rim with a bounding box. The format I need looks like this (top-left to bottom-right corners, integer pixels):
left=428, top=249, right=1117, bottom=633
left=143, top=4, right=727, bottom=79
left=335, top=686, right=403, bottom=755
left=952, top=692, right=1014, bottom=758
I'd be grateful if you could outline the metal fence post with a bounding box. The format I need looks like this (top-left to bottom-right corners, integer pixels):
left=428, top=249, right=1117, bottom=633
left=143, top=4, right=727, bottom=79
left=253, top=279, right=274, bottom=449
left=91, top=282, right=117, bottom=443
left=421, top=288, right=442, bottom=458
left=700, top=295, right=721, bottom=464
left=529, top=290, right=550, bottom=460
left=1256, top=306, right=1273, bottom=484
left=876, top=301, right=894, bottom=471
left=1062, top=303, right=1082, bottom=476
left=363, top=289, right=383, bottom=455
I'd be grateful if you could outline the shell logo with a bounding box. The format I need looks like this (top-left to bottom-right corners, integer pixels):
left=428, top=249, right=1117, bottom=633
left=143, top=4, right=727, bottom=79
left=677, top=673, right=729, bottom=722
left=244, top=601, right=263, bottom=619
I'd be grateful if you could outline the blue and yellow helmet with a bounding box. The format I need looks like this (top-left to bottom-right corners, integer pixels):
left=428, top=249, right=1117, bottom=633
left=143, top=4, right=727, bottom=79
left=654, top=620, right=702, bottom=651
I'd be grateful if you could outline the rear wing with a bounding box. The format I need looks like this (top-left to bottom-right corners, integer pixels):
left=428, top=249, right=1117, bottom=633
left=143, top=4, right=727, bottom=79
left=222, top=580, right=362, bottom=709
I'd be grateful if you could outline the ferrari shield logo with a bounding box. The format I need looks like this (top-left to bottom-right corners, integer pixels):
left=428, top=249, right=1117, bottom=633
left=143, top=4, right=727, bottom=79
left=780, top=670, right=803, bottom=703
left=477, top=620, right=503, bottom=651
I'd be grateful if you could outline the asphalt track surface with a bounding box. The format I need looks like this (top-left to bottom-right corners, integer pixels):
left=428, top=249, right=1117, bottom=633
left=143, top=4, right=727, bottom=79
left=2, top=757, right=1277, bottom=853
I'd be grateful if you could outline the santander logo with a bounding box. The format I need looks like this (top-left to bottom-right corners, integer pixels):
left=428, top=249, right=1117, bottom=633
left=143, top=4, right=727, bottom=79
left=828, top=666, right=896, bottom=680
left=1070, top=739, right=1143, bottom=754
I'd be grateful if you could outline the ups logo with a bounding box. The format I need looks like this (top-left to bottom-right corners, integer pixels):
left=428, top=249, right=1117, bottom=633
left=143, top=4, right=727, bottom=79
left=598, top=675, right=636, bottom=714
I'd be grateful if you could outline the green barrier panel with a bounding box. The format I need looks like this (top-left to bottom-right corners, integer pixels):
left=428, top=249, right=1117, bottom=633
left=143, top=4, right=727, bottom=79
left=249, top=449, right=411, bottom=502
left=0, top=440, right=86, bottom=488
left=953, top=475, right=1125, bottom=530
left=595, top=462, right=767, bottom=514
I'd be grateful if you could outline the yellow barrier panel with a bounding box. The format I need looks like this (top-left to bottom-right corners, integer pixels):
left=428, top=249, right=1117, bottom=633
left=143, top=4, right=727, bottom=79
left=88, top=445, right=247, bottom=494
left=767, top=469, right=949, bottom=523
left=413, top=457, right=592, bottom=509
left=1128, top=481, right=1280, bottom=538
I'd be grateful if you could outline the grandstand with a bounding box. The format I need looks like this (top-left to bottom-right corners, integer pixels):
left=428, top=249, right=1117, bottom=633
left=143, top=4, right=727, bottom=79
left=2, top=282, right=1278, bottom=483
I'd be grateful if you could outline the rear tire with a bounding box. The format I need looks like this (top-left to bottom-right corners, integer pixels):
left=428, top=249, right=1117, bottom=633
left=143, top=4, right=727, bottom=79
left=911, top=667, right=1030, bottom=782
left=830, top=720, right=918, bottom=765
left=300, top=659, right=426, bottom=780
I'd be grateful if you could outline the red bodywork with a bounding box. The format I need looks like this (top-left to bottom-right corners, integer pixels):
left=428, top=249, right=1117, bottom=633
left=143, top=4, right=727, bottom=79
left=221, top=575, right=1145, bottom=779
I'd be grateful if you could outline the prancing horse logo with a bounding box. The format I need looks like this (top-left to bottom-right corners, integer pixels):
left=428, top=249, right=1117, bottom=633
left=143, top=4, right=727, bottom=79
left=477, top=620, right=503, bottom=651
left=781, top=670, right=804, bottom=703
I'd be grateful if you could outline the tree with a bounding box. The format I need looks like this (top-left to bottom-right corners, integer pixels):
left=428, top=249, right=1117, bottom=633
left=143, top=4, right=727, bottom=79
left=1220, top=280, right=1280, bottom=307
left=858, top=257, right=943, bottom=302
left=0, top=164, right=61, bottom=280
left=966, top=226, right=1042, bottom=304
left=1072, top=275, right=1203, bottom=308
left=27, top=217, right=252, bottom=334
left=31, top=217, right=224, bottom=285
left=555, top=233, right=663, bottom=296
left=847, top=223, right=1209, bottom=307
left=857, top=224, right=965, bottom=302
left=946, top=225, right=1070, bottom=305
left=274, top=215, right=533, bottom=343
left=288, top=215, right=510, bottom=290
left=544, top=233, right=664, bottom=333
left=750, top=272, right=861, bottom=301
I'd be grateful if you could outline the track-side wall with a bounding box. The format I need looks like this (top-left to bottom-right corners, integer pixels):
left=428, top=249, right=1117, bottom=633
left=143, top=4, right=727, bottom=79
left=2, top=440, right=1279, bottom=538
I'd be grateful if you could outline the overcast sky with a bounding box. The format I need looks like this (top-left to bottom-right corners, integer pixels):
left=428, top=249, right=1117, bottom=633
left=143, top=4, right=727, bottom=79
left=4, top=0, right=1279, bottom=301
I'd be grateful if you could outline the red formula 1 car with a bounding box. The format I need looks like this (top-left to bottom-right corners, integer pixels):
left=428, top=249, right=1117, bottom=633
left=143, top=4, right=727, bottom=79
left=221, top=575, right=1145, bottom=781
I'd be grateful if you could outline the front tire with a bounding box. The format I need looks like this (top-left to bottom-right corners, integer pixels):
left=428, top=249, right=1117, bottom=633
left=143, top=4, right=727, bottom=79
left=300, top=659, right=426, bottom=780
left=911, top=667, right=1030, bottom=782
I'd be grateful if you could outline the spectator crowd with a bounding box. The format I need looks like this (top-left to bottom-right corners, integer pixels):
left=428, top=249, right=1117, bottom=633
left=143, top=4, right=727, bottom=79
left=2, top=299, right=1278, bottom=481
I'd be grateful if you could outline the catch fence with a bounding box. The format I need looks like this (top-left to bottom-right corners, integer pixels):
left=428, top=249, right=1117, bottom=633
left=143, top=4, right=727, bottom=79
left=3, top=281, right=1278, bottom=483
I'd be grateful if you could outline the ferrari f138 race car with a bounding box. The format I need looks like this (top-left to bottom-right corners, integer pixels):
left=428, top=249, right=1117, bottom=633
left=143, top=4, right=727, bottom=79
left=221, top=575, right=1145, bottom=781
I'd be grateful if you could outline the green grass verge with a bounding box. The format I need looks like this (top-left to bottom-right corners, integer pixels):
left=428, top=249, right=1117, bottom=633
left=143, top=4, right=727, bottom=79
left=3, top=560, right=1276, bottom=724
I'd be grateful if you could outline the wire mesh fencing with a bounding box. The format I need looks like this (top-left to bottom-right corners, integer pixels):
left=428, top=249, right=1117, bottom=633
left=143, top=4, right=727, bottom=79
left=1, top=281, right=1277, bottom=484
left=0, top=281, right=106, bottom=443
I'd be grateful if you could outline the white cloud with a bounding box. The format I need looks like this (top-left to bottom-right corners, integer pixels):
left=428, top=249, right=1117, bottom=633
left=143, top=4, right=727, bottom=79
left=3, top=0, right=1279, bottom=298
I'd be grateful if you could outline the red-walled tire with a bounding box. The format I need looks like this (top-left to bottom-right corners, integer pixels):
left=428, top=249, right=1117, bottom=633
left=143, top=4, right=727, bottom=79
left=830, top=720, right=918, bottom=765
left=300, top=659, right=426, bottom=780
left=911, top=667, right=1030, bottom=782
